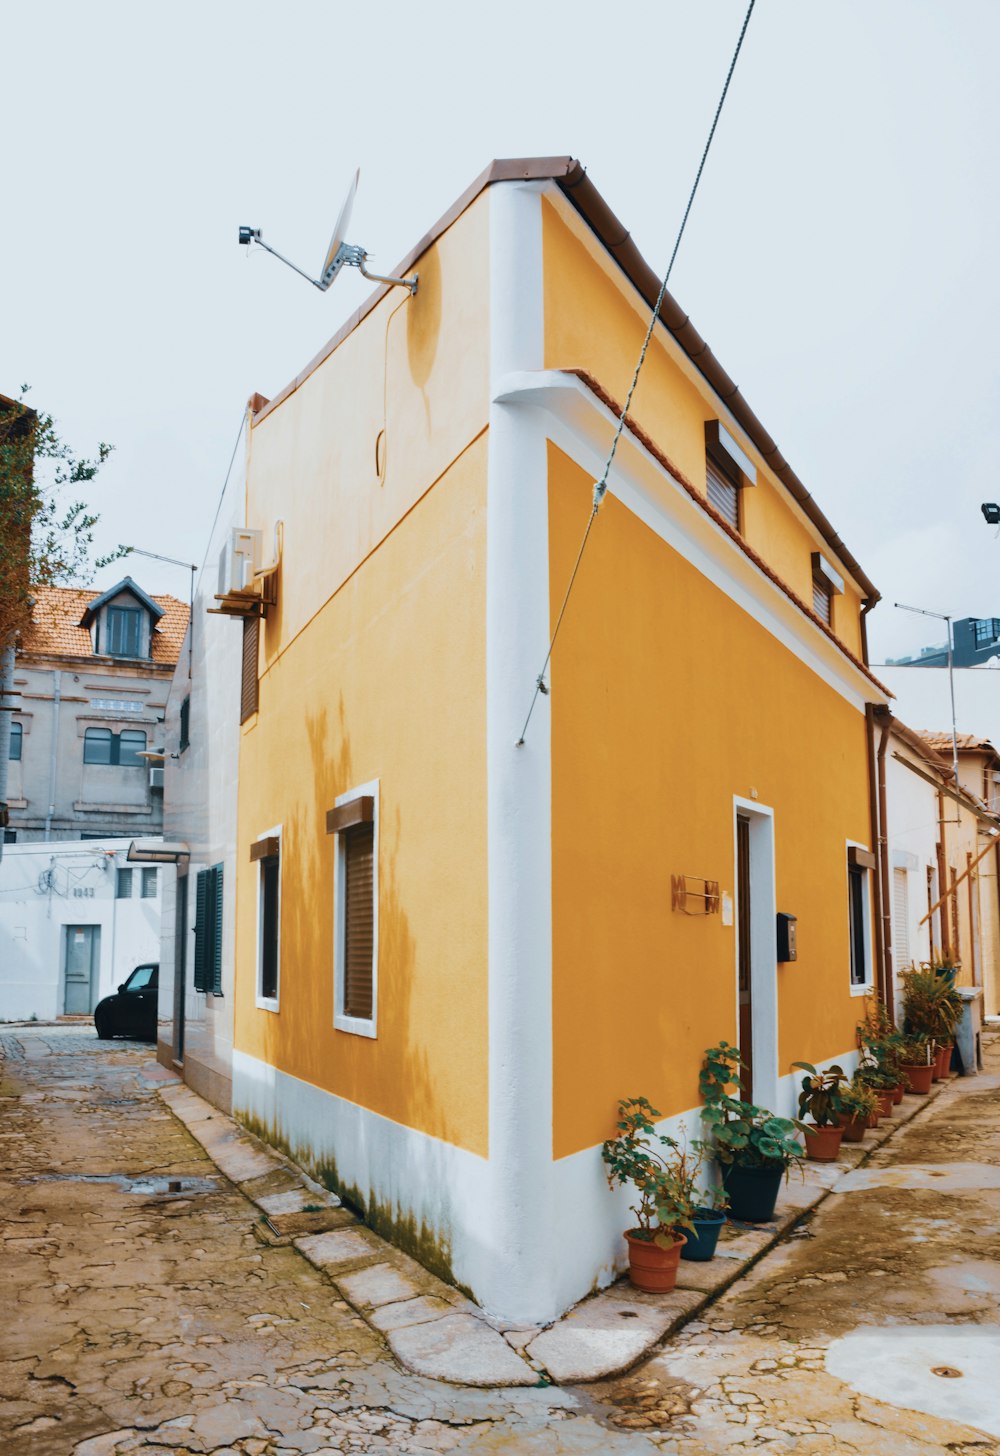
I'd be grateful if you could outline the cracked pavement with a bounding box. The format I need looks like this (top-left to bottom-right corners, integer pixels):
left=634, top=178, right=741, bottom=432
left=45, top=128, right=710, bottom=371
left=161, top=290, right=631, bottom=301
left=2, top=1026, right=1000, bottom=1454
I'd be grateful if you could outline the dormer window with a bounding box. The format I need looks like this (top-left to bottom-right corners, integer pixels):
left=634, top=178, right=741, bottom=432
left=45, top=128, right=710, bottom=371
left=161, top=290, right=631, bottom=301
left=107, top=605, right=142, bottom=658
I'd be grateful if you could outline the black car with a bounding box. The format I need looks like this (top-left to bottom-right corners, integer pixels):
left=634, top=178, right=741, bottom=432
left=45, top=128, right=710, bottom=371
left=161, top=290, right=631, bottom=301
left=95, top=963, right=159, bottom=1042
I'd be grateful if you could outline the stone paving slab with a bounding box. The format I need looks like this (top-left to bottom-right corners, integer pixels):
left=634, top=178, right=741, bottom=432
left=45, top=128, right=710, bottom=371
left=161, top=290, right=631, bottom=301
left=526, top=1290, right=705, bottom=1382
left=387, top=1312, right=539, bottom=1386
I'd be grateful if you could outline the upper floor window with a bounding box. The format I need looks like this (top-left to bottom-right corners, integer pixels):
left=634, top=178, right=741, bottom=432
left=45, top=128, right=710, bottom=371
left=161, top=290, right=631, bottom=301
left=705, top=420, right=756, bottom=534
left=811, top=552, right=844, bottom=630
left=847, top=845, right=875, bottom=990
left=974, top=618, right=1000, bottom=647
left=328, top=784, right=378, bottom=1038
left=8, top=722, right=21, bottom=761
left=83, top=727, right=147, bottom=766
left=106, top=605, right=143, bottom=658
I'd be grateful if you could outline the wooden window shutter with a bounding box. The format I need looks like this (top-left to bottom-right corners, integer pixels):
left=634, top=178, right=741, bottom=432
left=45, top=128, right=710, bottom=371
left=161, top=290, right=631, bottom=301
left=241, top=615, right=259, bottom=723
left=706, top=458, right=740, bottom=531
left=343, top=822, right=374, bottom=1020
left=212, top=865, right=224, bottom=994
left=193, top=869, right=209, bottom=992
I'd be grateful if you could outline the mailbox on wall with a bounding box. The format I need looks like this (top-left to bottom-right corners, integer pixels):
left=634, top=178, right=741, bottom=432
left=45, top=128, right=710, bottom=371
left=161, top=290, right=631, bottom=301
left=776, top=912, right=797, bottom=963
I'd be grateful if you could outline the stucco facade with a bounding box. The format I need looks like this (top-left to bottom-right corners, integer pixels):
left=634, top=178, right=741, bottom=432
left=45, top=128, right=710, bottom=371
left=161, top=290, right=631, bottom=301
left=223, top=162, right=893, bottom=1324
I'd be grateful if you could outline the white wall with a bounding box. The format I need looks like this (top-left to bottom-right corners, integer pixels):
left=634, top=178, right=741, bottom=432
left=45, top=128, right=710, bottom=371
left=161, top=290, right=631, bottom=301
left=0, top=838, right=165, bottom=1021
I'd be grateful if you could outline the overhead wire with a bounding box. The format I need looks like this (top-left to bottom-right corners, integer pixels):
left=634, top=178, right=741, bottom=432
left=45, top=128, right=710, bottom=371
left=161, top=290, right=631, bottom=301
left=515, top=0, right=757, bottom=747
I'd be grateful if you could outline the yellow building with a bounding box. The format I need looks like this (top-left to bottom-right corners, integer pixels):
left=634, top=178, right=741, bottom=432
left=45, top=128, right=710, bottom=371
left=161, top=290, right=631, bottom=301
left=229, top=158, right=890, bottom=1323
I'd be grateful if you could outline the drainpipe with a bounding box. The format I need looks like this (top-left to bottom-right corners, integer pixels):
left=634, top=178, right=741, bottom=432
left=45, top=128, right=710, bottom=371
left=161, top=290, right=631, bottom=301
left=44, top=670, right=61, bottom=839
left=865, top=704, right=888, bottom=1016
left=0, top=638, right=14, bottom=865
left=875, top=709, right=894, bottom=1018
left=937, top=790, right=950, bottom=960
left=860, top=598, right=874, bottom=668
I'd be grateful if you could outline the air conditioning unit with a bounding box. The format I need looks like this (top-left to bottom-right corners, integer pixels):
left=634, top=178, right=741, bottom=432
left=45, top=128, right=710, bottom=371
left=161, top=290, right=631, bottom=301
left=149, top=767, right=164, bottom=790
left=218, top=528, right=262, bottom=596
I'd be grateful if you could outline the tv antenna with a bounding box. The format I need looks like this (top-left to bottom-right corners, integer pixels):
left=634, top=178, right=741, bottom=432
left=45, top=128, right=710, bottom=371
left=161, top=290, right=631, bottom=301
left=238, top=168, right=418, bottom=296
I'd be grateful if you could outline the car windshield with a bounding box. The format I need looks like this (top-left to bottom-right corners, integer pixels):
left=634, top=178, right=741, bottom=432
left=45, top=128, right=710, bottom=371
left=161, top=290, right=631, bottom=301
left=125, top=965, right=157, bottom=993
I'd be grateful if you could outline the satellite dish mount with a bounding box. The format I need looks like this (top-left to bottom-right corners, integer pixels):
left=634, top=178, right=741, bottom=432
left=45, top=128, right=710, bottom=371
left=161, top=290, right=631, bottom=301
left=239, top=169, right=418, bottom=296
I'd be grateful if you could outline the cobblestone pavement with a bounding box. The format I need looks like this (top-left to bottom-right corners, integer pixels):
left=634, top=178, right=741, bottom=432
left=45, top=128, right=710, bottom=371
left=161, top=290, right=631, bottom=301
left=3, top=1027, right=1000, bottom=1455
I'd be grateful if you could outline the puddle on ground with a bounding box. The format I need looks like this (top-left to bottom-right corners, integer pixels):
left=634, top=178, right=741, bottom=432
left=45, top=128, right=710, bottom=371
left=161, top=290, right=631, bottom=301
left=23, top=1173, right=221, bottom=1197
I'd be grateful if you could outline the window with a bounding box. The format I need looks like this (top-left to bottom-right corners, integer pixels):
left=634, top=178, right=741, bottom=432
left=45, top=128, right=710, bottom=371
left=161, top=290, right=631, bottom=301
left=329, top=784, right=378, bottom=1036
left=83, top=727, right=147, bottom=766
left=116, top=867, right=133, bottom=899
left=141, top=868, right=158, bottom=899
left=106, top=606, right=142, bottom=658
left=811, top=553, right=843, bottom=629
left=847, top=846, right=874, bottom=988
left=193, top=864, right=224, bottom=994
left=8, top=722, right=21, bottom=760
left=705, top=420, right=756, bottom=534
left=241, top=616, right=259, bottom=723
left=251, top=833, right=280, bottom=1007
left=973, top=618, right=1000, bottom=646
left=3, top=829, right=16, bottom=844
left=179, top=695, right=191, bottom=753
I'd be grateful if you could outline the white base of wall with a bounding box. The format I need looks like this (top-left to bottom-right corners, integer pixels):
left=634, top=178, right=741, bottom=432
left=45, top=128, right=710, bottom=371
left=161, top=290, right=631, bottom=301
left=232, top=1044, right=859, bottom=1325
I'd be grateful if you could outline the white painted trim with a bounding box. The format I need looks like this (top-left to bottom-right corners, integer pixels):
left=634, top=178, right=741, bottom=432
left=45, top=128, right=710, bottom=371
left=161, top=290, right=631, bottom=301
left=733, top=797, right=779, bottom=1111
left=485, top=177, right=557, bottom=1322
left=254, top=823, right=281, bottom=1013
left=493, top=371, right=883, bottom=713
left=539, top=187, right=873, bottom=605
left=846, top=837, right=876, bottom=997
left=332, top=778, right=379, bottom=1040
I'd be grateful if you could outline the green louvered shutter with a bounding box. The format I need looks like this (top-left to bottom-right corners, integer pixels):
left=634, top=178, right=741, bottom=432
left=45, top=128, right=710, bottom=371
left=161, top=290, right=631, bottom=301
left=193, top=869, right=208, bottom=992
left=211, top=866, right=224, bottom=994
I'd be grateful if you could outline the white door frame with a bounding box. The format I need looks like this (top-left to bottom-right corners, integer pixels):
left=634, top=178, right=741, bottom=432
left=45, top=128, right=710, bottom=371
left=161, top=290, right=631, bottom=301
left=733, top=797, right=778, bottom=1110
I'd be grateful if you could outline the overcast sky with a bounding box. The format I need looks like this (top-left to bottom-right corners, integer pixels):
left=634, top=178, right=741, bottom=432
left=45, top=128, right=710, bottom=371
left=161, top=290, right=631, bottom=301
left=2, top=0, right=997, bottom=664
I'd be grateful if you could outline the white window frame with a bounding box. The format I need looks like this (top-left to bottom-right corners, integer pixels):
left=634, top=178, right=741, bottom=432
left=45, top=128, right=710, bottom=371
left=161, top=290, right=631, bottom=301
left=255, top=824, right=282, bottom=1012
left=333, top=779, right=379, bottom=1040
left=846, top=839, right=875, bottom=996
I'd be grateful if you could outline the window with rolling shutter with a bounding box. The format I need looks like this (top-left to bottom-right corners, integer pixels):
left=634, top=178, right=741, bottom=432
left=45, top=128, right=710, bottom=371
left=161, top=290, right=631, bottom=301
left=330, top=783, right=378, bottom=1035
left=241, top=616, right=259, bottom=724
left=706, top=457, right=740, bottom=531
left=193, top=865, right=225, bottom=995
left=812, top=578, right=832, bottom=624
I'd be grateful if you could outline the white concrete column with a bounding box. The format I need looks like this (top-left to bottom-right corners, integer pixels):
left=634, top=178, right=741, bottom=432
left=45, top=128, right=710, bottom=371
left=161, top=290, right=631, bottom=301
left=482, top=179, right=557, bottom=1322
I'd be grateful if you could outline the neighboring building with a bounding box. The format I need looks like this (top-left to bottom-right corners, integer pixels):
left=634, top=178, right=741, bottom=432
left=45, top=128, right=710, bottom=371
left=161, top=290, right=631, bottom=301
left=211, top=157, right=893, bottom=1325
left=6, top=579, right=188, bottom=843
left=151, top=479, right=247, bottom=1110
left=886, top=617, right=1000, bottom=669
left=0, top=837, right=164, bottom=1020
left=878, top=663, right=1000, bottom=755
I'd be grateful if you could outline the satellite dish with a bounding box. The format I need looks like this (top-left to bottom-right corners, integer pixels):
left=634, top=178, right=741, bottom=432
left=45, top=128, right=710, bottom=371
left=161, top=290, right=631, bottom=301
left=238, top=169, right=418, bottom=297
left=319, top=168, right=360, bottom=289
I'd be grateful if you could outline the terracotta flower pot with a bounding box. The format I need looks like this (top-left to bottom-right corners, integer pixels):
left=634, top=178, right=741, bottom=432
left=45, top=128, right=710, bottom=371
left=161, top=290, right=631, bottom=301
left=935, top=1043, right=953, bottom=1080
left=835, top=1112, right=867, bottom=1144
left=624, top=1229, right=686, bottom=1293
left=803, top=1124, right=844, bottom=1162
left=875, top=1091, right=894, bottom=1119
left=865, top=1109, right=880, bottom=1128
left=890, top=1084, right=904, bottom=1105
left=901, top=1062, right=934, bottom=1095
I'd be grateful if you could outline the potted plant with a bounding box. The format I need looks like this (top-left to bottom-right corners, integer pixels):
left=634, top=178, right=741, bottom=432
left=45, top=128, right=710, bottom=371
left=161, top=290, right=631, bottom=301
left=896, top=1034, right=935, bottom=1094
left=835, top=1077, right=878, bottom=1142
left=699, top=1043, right=804, bottom=1222
left=793, top=1062, right=848, bottom=1161
left=601, top=1097, right=699, bottom=1292
left=900, top=961, right=961, bottom=1080
left=857, top=996, right=906, bottom=1103
left=680, top=1182, right=729, bottom=1263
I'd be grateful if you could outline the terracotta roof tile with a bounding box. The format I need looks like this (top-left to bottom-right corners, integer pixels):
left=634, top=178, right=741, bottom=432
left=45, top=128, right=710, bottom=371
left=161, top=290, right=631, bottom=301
left=919, top=731, right=998, bottom=755
left=18, top=584, right=188, bottom=667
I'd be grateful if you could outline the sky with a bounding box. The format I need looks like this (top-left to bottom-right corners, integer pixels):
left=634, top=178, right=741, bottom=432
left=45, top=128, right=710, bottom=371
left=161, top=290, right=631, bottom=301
left=2, top=0, right=998, bottom=665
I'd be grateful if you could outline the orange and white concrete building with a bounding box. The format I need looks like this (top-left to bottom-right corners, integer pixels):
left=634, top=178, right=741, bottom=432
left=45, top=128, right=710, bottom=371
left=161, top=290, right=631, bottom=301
left=223, top=158, right=894, bottom=1323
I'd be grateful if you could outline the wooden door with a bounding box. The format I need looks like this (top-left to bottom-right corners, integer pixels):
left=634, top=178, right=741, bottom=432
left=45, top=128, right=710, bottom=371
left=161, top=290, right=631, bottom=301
left=736, top=815, right=753, bottom=1100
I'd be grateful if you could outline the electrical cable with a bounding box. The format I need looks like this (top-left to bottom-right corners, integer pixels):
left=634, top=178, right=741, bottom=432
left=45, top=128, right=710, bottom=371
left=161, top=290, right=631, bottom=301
left=516, top=0, right=757, bottom=747
left=198, top=412, right=249, bottom=586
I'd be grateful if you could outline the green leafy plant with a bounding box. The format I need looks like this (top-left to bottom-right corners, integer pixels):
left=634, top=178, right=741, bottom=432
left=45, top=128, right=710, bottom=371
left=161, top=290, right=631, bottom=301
left=900, top=962, right=962, bottom=1043
left=699, top=1042, right=804, bottom=1170
left=838, top=1077, right=879, bottom=1121
left=792, top=1062, right=848, bottom=1127
left=856, top=1060, right=898, bottom=1091
left=601, top=1097, right=701, bottom=1246
left=895, top=1033, right=933, bottom=1065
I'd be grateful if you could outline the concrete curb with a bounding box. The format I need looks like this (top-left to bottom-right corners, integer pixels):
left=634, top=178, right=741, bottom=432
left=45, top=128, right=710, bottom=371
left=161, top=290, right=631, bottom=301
left=153, top=1061, right=971, bottom=1389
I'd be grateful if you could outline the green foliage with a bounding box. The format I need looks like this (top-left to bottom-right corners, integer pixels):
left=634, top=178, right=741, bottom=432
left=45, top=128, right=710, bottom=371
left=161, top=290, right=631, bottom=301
left=838, top=1076, right=879, bottom=1120
left=895, top=1033, right=933, bottom=1064
left=856, top=1060, right=898, bottom=1091
left=0, top=386, right=126, bottom=644
left=792, top=1062, right=848, bottom=1127
left=698, top=1042, right=804, bottom=1170
left=601, top=1097, right=702, bottom=1245
left=900, top=962, right=962, bottom=1043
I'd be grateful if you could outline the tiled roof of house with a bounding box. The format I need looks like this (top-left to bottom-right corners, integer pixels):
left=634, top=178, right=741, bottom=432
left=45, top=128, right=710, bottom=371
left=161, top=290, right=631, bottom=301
left=920, top=731, right=998, bottom=755
left=18, top=584, right=189, bottom=666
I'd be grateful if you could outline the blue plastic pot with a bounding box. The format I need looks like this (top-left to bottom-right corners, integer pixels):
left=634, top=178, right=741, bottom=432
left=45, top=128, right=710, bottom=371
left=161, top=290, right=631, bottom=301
left=722, top=1161, right=784, bottom=1222
left=680, top=1207, right=726, bottom=1261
